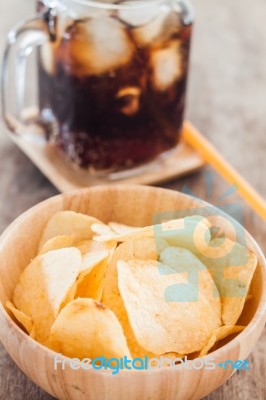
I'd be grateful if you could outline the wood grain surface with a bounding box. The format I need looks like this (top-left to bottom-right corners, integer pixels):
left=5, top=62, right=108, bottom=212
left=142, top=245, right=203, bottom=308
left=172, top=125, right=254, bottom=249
left=0, top=0, right=266, bottom=399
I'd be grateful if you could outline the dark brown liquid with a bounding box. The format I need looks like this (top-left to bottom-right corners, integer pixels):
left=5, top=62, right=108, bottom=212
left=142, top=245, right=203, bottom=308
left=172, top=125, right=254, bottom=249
left=38, top=4, right=192, bottom=171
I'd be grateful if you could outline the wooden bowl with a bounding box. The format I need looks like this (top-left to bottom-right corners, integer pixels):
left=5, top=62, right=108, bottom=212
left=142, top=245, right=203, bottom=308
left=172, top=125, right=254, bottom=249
left=0, top=185, right=265, bottom=400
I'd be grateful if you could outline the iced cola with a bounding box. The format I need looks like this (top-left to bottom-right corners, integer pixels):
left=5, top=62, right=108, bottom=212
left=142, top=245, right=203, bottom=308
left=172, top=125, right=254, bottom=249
left=37, top=0, right=193, bottom=172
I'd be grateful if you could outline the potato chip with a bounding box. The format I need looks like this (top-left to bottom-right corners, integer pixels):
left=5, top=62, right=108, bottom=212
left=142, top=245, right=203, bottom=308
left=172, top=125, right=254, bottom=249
left=155, top=237, right=170, bottom=254
left=77, top=239, right=116, bottom=255
left=39, top=235, right=75, bottom=255
left=93, top=220, right=186, bottom=242
left=159, top=247, right=221, bottom=322
left=199, top=325, right=245, bottom=357
left=39, top=211, right=100, bottom=249
left=13, top=248, right=81, bottom=344
left=102, top=238, right=159, bottom=358
left=196, top=238, right=257, bottom=325
left=108, top=222, right=141, bottom=235
left=61, top=281, right=78, bottom=310
left=94, top=217, right=211, bottom=256
left=93, top=220, right=177, bottom=242
left=102, top=237, right=158, bottom=310
left=6, top=301, right=33, bottom=335
left=79, top=249, right=109, bottom=275
left=76, top=258, right=109, bottom=301
left=91, top=223, right=114, bottom=236
left=93, top=219, right=186, bottom=243
left=74, top=241, right=113, bottom=300
left=50, top=298, right=131, bottom=359
left=93, top=226, right=153, bottom=243
left=117, top=259, right=221, bottom=355
left=154, top=216, right=211, bottom=255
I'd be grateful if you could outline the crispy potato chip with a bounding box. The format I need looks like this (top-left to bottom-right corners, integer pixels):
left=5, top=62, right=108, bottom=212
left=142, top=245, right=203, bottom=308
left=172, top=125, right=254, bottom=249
left=196, top=238, right=257, bottom=325
left=154, top=216, right=211, bottom=254
left=222, top=262, right=257, bottom=325
left=93, top=227, right=153, bottom=243
left=117, top=259, right=221, bottom=355
left=108, top=222, right=141, bottom=235
left=93, top=221, right=177, bottom=242
left=94, top=217, right=211, bottom=255
left=77, top=239, right=116, bottom=255
left=77, top=240, right=98, bottom=255
left=75, top=258, right=109, bottom=301
left=91, top=223, right=114, bottom=236
left=199, top=325, right=245, bottom=357
left=39, top=235, right=75, bottom=255
left=159, top=247, right=221, bottom=322
left=102, top=238, right=159, bottom=358
left=13, top=248, right=81, bottom=344
left=93, top=219, right=187, bottom=242
left=79, top=249, right=109, bottom=275
left=61, top=281, right=78, bottom=310
left=155, top=237, right=170, bottom=254
left=92, top=220, right=187, bottom=243
left=6, top=301, right=33, bottom=335
left=102, top=237, right=158, bottom=309
left=103, top=237, right=158, bottom=292
left=74, top=241, right=112, bottom=300
left=50, top=298, right=131, bottom=359
left=39, top=211, right=100, bottom=249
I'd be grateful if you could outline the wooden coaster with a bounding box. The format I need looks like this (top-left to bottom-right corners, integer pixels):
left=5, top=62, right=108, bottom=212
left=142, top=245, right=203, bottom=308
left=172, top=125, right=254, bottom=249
left=11, top=128, right=204, bottom=192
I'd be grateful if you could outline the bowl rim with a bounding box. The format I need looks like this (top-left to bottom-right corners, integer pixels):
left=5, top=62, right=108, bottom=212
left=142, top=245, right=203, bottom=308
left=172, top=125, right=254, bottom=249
left=0, top=184, right=266, bottom=376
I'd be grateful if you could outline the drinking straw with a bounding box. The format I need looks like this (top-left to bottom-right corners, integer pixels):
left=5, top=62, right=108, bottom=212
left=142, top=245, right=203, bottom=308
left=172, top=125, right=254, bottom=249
left=182, top=121, right=266, bottom=221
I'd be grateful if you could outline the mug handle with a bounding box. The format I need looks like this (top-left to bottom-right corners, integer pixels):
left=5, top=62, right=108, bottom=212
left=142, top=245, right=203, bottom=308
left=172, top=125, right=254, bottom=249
left=1, top=10, right=52, bottom=136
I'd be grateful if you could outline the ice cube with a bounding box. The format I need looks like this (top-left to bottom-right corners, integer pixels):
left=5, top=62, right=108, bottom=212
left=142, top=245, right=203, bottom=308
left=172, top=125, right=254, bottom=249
left=118, top=5, right=159, bottom=27
left=133, top=7, right=181, bottom=47
left=62, top=17, right=134, bottom=76
left=150, top=41, right=183, bottom=91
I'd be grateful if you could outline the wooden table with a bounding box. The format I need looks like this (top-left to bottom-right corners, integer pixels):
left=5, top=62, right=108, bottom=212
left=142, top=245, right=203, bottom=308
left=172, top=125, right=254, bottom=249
left=0, top=0, right=266, bottom=398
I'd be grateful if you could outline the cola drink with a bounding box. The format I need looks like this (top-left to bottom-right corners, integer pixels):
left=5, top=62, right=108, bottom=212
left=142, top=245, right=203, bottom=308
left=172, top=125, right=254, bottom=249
left=37, top=0, right=193, bottom=173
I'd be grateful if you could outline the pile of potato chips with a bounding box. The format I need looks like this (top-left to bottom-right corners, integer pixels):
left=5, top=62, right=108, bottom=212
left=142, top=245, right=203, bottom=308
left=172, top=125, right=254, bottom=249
left=7, top=210, right=257, bottom=362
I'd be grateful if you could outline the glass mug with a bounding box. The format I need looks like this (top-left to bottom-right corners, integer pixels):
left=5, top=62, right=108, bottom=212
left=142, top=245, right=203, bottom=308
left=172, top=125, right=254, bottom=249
left=2, top=0, right=194, bottom=177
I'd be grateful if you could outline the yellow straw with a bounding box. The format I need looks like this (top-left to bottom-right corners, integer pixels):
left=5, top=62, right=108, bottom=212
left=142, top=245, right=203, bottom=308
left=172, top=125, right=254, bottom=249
left=182, top=121, right=266, bottom=221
